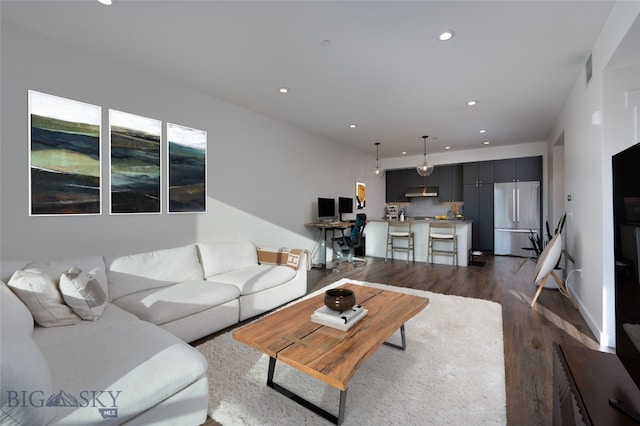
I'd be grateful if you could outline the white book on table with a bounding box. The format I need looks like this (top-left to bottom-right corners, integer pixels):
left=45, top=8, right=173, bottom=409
left=311, top=308, right=368, bottom=331
left=313, top=305, right=364, bottom=324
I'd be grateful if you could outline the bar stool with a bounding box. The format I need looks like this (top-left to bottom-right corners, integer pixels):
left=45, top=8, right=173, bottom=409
left=385, top=221, right=414, bottom=264
left=428, top=222, right=458, bottom=266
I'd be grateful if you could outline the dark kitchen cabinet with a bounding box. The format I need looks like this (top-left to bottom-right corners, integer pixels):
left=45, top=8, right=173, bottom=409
left=493, top=159, right=516, bottom=182
left=463, top=161, right=495, bottom=185
left=438, top=164, right=463, bottom=202
left=385, top=169, right=409, bottom=203
left=407, top=166, right=439, bottom=188
left=425, top=166, right=439, bottom=187
left=516, top=156, right=542, bottom=181
left=407, top=167, right=424, bottom=188
left=494, top=156, right=541, bottom=182
left=463, top=182, right=494, bottom=252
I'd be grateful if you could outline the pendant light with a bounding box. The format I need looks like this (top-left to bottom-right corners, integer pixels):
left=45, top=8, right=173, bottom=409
left=416, top=135, right=434, bottom=176
left=373, top=142, right=382, bottom=175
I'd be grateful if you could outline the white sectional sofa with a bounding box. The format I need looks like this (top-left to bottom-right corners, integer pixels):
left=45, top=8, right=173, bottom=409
left=0, top=241, right=309, bottom=425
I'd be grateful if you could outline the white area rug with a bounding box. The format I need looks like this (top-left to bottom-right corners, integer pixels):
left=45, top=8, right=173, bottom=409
left=196, top=278, right=506, bottom=425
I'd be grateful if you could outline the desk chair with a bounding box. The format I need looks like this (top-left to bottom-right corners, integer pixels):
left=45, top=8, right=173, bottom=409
left=530, top=233, right=577, bottom=309
left=428, top=222, right=458, bottom=266
left=331, top=213, right=367, bottom=268
left=385, top=221, right=414, bottom=264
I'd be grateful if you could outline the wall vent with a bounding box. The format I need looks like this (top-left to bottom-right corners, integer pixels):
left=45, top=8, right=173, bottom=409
left=585, top=53, right=593, bottom=85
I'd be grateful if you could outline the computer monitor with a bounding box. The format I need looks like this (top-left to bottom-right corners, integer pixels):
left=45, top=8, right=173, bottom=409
left=338, top=197, right=353, bottom=221
left=317, top=197, right=336, bottom=222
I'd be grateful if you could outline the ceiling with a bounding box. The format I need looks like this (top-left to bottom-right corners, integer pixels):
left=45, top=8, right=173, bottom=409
left=1, top=0, right=624, bottom=158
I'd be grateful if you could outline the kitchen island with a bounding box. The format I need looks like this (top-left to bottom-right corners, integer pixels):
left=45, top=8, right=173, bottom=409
left=365, top=218, right=473, bottom=266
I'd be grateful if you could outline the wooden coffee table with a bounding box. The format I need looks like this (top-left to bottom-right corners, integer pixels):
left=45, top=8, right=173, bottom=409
left=232, top=283, right=429, bottom=425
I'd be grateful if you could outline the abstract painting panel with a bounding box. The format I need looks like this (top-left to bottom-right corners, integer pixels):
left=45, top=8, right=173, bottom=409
left=29, top=90, right=101, bottom=215
left=356, top=181, right=366, bottom=209
left=167, top=123, right=207, bottom=213
left=109, top=110, right=161, bottom=214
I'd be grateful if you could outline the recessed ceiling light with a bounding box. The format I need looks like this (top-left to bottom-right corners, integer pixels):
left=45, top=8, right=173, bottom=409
left=467, top=100, right=478, bottom=106
left=438, top=30, right=455, bottom=41
left=320, top=40, right=332, bottom=47
left=478, top=129, right=487, bottom=134
left=445, top=146, right=451, bottom=150
left=402, top=151, right=407, bottom=155
left=278, top=87, right=289, bottom=94
left=97, top=0, right=112, bottom=5
left=483, top=141, right=490, bottom=145
left=349, top=124, right=357, bottom=129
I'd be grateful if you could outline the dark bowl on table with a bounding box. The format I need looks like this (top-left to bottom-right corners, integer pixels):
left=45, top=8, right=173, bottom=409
left=324, top=288, right=356, bottom=311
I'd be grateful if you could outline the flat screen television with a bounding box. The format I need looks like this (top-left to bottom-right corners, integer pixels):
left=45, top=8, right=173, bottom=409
left=317, top=197, right=335, bottom=222
left=612, top=142, right=640, bottom=393
left=338, top=197, right=353, bottom=221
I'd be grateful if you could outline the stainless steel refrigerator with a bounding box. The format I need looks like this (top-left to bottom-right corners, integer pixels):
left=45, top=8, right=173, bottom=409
left=494, top=181, right=540, bottom=256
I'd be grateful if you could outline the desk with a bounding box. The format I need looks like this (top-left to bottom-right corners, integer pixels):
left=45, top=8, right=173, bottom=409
left=305, top=222, right=351, bottom=269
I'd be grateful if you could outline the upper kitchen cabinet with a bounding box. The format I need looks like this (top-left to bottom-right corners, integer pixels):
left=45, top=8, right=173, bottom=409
left=407, top=166, right=439, bottom=188
left=493, top=159, right=516, bottom=182
left=463, top=161, right=494, bottom=185
left=425, top=166, right=440, bottom=187
left=385, top=169, right=409, bottom=203
left=438, top=164, right=462, bottom=202
left=407, top=167, right=423, bottom=188
left=494, top=156, right=541, bottom=182
left=516, top=156, right=542, bottom=181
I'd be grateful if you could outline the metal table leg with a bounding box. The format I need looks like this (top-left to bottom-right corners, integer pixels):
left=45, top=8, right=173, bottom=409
left=383, top=324, right=407, bottom=350
left=267, top=357, right=347, bottom=425
left=264, top=323, right=407, bottom=424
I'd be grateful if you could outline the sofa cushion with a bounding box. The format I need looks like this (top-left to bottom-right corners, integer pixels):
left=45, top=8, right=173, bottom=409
left=208, top=264, right=296, bottom=295
left=59, top=267, right=108, bottom=321
left=1, top=281, right=34, bottom=336
left=7, top=262, right=81, bottom=327
left=1, top=283, right=55, bottom=425
left=0, top=334, right=55, bottom=426
left=31, top=304, right=208, bottom=425
left=112, top=280, right=240, bottom=325
left=197, top=241, right=258, bottom=278
left=106, top=244, right=203, bottom=301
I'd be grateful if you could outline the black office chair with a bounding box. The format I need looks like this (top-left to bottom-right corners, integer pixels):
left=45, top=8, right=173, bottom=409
left=331, top=213, right=367, bottom=268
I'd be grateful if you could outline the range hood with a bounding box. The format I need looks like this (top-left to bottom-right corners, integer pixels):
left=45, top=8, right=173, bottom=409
left=405, top=186, right=439, bottom=197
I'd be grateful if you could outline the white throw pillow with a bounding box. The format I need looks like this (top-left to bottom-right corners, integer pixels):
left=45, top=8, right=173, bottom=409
left=1, top=282, right=34, bottom=336
left=59, top=267, right=108, bottom=321
left=7, top=262, right=81, bottom=327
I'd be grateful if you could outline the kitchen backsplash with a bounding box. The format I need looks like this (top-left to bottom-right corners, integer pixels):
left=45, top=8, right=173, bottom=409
left=391, top=198, right=464, bottom=218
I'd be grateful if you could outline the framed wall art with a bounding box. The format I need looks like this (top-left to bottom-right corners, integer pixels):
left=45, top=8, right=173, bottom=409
left=167, top=123, right=207, bottom=213
left=109, top=110, right=161, bottom=214
left=356, top=181, right=366, bottom=209
left=29, top=90, right=102, bottom=215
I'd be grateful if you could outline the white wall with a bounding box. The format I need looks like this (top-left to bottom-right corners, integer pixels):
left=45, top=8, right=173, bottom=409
left=548, top=1, right=640, bottom=346
left=0, top=22, right=385, bottom=263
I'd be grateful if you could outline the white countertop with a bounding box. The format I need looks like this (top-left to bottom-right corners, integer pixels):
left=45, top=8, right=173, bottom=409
left=368, top=218, right=473, bottom=224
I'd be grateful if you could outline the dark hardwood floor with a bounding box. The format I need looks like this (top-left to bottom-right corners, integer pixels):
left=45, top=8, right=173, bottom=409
left=306, top=255, right=601, bottom=426
left=202, top=255, right=601, bottom=425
